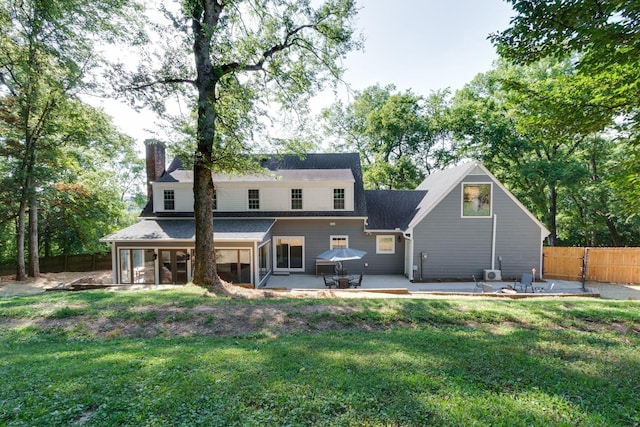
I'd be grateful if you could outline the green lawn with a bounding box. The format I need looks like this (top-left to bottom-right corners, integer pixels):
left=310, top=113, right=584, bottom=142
left=1, top=288, right=639, bottom=426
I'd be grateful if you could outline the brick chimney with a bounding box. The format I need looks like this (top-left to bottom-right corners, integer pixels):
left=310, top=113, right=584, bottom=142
left=144, top=139, right=166, bottom=200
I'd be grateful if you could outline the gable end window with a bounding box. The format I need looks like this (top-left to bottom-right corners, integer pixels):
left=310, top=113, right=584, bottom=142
left=163, top=189, right=175, bottom=210
left=333, top=188, right=345, bottom=210
left=291, top=188, right=302, bottom=210
left=248, top=189, right=260, bottom=210
left=462, top=183, right=492, bottom=218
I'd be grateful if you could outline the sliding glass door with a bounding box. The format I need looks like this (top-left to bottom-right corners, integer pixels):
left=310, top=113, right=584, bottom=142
left=274, top=237, right=304, bottom=272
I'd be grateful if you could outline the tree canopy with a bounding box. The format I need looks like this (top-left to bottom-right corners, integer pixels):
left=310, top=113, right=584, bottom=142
left=321, top=84, right=449, bottom=189
left=0, top=0, right=144, bottom=276
left=124, top=0, right=360, bottom=289
left=490, top=0, right=640, bottom=216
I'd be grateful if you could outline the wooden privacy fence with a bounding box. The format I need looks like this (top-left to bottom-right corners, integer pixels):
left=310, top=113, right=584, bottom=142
left=0, top=252, right=111, bottom=276
left=543, top=247, right=640, bottom=284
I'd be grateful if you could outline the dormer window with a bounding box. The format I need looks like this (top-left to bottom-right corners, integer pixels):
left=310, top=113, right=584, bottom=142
left=333, top=188, right=345, bottom=210
left=248, top=189, right=259, bottom=210
left=163, top=189, right=175, bottom=210
left=291, top=189, right=302, bottom=210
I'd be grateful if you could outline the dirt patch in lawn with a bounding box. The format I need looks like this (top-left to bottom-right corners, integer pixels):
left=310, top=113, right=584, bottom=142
left=2, top=271, right=639, bottom=339
left=0, top=301, right=380, bottom=339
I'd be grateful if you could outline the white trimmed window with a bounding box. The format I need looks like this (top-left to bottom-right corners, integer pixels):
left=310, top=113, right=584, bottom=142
left=248, top=189, right=259, bottom=210
left=330, top=235, right=348, bottom=249
left=376, top=235, right=395, bottom=254
left=291, top=188, right=302, bottom=210
left=462, top=183, right=492, bottom=218
left=163, top=189, right=175, bottom=210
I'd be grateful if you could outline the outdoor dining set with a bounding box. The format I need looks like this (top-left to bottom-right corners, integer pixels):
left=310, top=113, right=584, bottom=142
left=322, top=271, right=363, bottom=289
left=316, top=247, right=367, bottom=289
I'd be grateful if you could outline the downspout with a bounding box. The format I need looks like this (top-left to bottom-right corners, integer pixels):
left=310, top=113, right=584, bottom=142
left=491, top=214, right=497, bottom=270
left=404, top=229, right=414, bottom=281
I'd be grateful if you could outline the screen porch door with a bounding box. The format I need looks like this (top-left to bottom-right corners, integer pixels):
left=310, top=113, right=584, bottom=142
left=159, top=249, right=189, bottom=284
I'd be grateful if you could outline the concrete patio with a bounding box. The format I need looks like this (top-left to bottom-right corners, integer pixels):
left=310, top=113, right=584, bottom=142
left=261, top=273, right=596, bottom=297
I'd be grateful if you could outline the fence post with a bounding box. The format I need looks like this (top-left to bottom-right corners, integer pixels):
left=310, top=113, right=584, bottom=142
left=581, top=247, right=589, bottom=291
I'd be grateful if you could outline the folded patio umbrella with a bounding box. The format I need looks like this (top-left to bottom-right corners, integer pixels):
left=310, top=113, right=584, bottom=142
left=316, top=248, right=367, bottom=262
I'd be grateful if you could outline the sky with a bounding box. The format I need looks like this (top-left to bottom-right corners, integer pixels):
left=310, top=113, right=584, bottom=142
left=95, top=0, right=515, bottom=147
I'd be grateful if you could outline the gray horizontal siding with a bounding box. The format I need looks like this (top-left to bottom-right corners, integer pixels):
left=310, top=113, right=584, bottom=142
left=270, top=219, right=404, bottom=275
left=412, top=174, right=543, bottom=280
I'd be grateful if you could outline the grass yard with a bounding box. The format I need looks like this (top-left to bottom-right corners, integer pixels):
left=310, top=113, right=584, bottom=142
left=1, top=287, right=639, bottom=426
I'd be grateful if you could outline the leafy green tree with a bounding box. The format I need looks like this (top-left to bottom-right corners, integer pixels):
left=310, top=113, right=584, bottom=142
left=0, top=97, right=143, bottom=264
left=0, top=0, right=142, bottom=279
left=321, top=84, right=446, bottom=189
left=558, top=136, right=640, bottom=247
left=125, top=0, right=360, bottom=289
left=490, top=0, right=640, bottom=216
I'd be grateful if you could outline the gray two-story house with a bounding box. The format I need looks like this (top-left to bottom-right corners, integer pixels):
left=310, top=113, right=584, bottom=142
left=101, top=142, right=550, bottom=287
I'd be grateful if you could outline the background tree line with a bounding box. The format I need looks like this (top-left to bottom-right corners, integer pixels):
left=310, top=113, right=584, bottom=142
left=1, top=0, right=638, bottom=285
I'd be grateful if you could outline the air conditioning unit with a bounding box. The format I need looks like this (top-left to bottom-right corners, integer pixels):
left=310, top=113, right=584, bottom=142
left=483, top=269, right=502, bottom=281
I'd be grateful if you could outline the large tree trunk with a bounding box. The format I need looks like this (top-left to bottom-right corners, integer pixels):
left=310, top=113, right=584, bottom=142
left=28, top=186, right=40, bottom=278
left=190, top=1, right=222, bottom=289
left=16, top=199, right=27, bottom=281
left=15, top=143, right=34, bottom=281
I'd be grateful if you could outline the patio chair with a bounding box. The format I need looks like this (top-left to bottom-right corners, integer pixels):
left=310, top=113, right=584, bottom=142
left=472, top=275, right=483, bottom=292
left=514, top=273, right=534, bottom=293
left=349, top=273, right=363, bottom=288
left=322, top=273, right=336, bottom=288
left=534, top=282, right=555, bottom=293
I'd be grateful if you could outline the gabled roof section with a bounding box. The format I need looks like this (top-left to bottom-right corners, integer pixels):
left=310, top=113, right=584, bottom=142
left=364, top=190, right=427, bottom=231
left=154, top=157, right=190, bottom=183
left=408, top=161, right=550, bottom=235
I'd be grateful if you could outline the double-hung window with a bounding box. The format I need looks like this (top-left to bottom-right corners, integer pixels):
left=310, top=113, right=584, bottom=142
left=291, top=188, right=302, bottom=210
left=163, top=189, right=175, bottom=210
left=330, top=235, right=348, bottom=249
left=376, top=235, right=395, bottom=254
left=333, top=188, right=345, bottom=210
left=248, top=189, right=260, bottom=210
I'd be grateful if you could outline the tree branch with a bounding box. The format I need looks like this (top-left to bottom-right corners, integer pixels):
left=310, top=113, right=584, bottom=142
left=126, top=77, right=197, bottom=91
left=220, top=23, right=316, bottom=75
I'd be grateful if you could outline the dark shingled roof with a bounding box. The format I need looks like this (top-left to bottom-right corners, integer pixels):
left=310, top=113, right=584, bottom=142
left=101, top=219, right=275, bottom=242
left=141, top=153, right=367, bottom=218
left=364, top=190, right=427, bottom=231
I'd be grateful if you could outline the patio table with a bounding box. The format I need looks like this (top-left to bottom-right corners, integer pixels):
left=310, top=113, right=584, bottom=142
left=333, top=276, right=354, bottom=288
